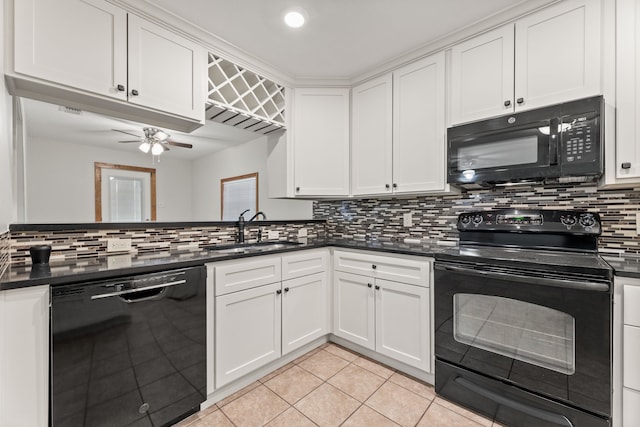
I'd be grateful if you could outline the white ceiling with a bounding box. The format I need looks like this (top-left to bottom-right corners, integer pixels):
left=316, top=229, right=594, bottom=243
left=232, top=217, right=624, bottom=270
left=145, top=0, right=541, bottom=80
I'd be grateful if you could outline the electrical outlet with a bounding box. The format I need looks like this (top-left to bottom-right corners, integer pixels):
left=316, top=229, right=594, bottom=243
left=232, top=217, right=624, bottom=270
left=106, top=238, right=132, bottom=253
left=403, top=212, right=413, bottom=227
left=268, top=230, right=280, bottom=240
left=298, top=228, right=308, bottom=238
left=107, top=254, right=132, bottom=269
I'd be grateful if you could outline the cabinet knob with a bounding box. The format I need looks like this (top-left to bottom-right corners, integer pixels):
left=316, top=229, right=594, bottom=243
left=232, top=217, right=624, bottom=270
left=516, top=97, right=524, bottom=105
left=284, top=287, right=290, bottom=293
left=622, top=162, right=632, bottom=169
left=295, top=187, right=300, bottom=192
left=116, top=84, right=125, bottom=92
left=367, top=283, right=372, bottom=288
left=504, top=100, right=511, bottom=107
left=392, top=183, right=398, bottom=189
left=371, top=264, right=377, bottom=270
left=375, top=285, right=380, bottom=290
left=131, top=89, right=139, bottom=96
left=276, top=289, right=282, bottom=295
left=385, top=184, right=390, bottom=190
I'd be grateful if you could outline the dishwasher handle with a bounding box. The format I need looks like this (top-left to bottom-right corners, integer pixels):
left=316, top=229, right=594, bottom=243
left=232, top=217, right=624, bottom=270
left=90, top=279, right=187, bottom=301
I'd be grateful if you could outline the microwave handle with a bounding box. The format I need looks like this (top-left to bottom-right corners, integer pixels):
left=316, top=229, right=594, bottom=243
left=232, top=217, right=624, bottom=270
left=549, top=118, right=559, bottom=165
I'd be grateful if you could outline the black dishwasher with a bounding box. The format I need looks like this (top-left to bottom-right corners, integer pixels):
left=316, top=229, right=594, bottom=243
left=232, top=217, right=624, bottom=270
left=51, top=266, right=207, bottom=427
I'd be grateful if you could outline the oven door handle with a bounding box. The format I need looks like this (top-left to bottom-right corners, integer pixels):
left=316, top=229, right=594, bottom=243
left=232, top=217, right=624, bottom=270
left=454, top=377, right=574, bottom=427
left=435, top=263, right=610, bottom=292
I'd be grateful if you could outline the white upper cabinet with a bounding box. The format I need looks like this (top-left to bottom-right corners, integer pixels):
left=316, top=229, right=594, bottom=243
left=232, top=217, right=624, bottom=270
left=450, top=25, right=515, bottom=125
left=616, top=0, right=640, bottom=180
left=11, top=0, right=206, bottom=129
left=292, top=87, right=350, bottom=197
left=14, top=0, right=128, bottom=100
left=351, top=53, right=447, bottom=196
left=450, top=0, right=601, bottom=125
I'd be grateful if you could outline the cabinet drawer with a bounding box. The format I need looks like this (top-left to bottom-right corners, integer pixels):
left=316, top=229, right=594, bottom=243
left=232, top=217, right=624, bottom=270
left=282, top=249, right=328, bottom=281
left=625, top=285, right=640, bottom=327
left=214, top=256, right=281, bottom=295
left=333, top=250, right=430, bottom=286
left=624, top=325, right=640, bottom=391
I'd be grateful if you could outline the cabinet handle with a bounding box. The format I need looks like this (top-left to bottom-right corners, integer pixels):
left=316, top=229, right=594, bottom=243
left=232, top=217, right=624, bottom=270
left=276, top=289, right=282, bottom=295
left=504, top=100, right=511, bottom=107
left=284, top=287, right=290, bottom=293
left=375, top=285, right=380, bottom=290
left=131, top=89, right=139, bottom=96
left=385, top=184, right=390, bottom=190
left=516, top=97, right=524, bottom=105
left=622, top=162, right=632, bottom=169
left=116, top=84, right=125, bottom=92
left=367, top=283, right=372, bottom=288
left=371, top=264, right=377, bottom=270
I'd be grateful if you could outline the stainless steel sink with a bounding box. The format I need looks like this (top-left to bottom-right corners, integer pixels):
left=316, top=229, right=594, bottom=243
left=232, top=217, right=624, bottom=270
left=204, top=241, right=302, bottom=254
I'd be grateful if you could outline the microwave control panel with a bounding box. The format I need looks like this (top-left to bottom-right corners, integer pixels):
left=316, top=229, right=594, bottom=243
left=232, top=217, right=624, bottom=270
left=560, top=111, right=599, bottom=165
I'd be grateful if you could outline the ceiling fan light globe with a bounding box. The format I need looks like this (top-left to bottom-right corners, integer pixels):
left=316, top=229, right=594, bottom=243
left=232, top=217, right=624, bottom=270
left=151, top=143, right=164, bottom=155
left=139, top=142, right=151, bottom=153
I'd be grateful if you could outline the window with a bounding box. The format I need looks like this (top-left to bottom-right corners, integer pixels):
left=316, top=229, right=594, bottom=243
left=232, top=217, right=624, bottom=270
left=221, top=173, right=258, bottom=221
left=94, top=162, right=156, bottom=222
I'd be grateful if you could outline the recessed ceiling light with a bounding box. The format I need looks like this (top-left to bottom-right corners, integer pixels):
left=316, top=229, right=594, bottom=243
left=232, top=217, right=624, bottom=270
left=284, top=11, right=305, bottom=28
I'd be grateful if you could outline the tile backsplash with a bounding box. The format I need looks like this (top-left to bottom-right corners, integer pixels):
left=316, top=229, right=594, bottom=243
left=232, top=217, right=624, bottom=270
left=10, top=222, right=325, bottom=265
left=0, top=231, right=9, bottom=276
left=313, top=183, right=640, bottom=255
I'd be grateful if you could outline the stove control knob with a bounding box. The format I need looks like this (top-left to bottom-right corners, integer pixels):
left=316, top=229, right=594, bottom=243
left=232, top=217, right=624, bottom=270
left=460, top=215, right=471, bottom=226
left=561, top=215, right=577, bottom=227
left=579, top=214, right=597, bottom=228
left=473, top=214, right=484, bottom=226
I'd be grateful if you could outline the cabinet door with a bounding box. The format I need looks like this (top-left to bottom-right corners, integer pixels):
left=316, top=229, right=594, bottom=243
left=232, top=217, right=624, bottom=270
left=624, top=387, right=640, bottom=427
left=282, top=272, right=328, bottom=354
left=375, top=279, right=430, bottom=371
left=450, top=25, right=515, bottom=125
left=351, top=75, right=393, bottom=196
left=333, top=271, right=375, bottom=350
left=393, top=52, right=447, bottom=193
left=215, top=282, right=282, bottom=388
left=293, top=88, right=350, bottom=196
left=127, top=14, right=206, bottom=121
left=616, top=0, right=640, bottom=179
left=14, top=0, right=127, bottom=100
left=514, top=0, right=601, bottom=111
left=624, top=325, right=640, bottom=391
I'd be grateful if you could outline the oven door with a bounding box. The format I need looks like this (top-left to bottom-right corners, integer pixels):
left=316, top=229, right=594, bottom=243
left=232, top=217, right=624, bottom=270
left=434, top=261, right=611, bottom=423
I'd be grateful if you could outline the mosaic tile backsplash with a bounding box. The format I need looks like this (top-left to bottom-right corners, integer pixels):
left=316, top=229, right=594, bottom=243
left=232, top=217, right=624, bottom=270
left=313, top=183, right=640, bottom=255
left=10, top=222, right=325, bottom=265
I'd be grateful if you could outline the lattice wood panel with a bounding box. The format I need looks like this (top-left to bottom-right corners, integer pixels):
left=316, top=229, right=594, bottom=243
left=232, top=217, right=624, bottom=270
left=207, top=53, right=286, bottom=133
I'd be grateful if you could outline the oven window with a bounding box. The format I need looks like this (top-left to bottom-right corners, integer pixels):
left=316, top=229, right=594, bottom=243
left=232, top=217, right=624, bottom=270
left=453, top=294, right=575, bottom=375
left=457, top=136, right=538, bottom=170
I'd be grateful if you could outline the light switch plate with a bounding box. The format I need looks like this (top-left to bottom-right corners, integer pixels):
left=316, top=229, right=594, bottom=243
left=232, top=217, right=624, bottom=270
left=268, top=230, right=280, bottom=240
left=106, top=238, right=132, bottom=253
left=403, top=212, right=413, bottom=227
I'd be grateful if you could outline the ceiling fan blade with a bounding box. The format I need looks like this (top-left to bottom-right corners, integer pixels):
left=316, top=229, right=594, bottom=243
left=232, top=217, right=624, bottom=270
left=165, top=140, right=193, bottom=149
left=118, top=140, right=142, bottom=143
left=159, top=142, right=170, bottom=151
left=112, top=129, right=142, bottom=138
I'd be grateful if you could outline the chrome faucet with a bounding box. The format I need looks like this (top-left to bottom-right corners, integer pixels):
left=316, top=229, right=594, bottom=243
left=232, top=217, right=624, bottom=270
left=237, top=209, right=266, bottom=243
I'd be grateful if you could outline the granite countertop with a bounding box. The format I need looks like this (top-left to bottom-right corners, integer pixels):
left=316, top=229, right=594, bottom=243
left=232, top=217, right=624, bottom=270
left=601, top=254, right=640, bottom=279
left=0, top=239, right=452, bottom=291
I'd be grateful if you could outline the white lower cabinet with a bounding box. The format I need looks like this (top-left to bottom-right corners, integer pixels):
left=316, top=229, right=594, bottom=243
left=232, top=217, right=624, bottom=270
left=215, top=282, right=282, bottom=388
left=333, top=251, right=432, bottom=372
left=282, top=272, right=328, bottom=354
left=620, top=277, right=640, bottom=426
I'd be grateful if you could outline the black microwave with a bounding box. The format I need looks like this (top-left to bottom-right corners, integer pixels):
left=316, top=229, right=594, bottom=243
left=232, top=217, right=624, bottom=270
left=447, top=96, right=603, bottom=188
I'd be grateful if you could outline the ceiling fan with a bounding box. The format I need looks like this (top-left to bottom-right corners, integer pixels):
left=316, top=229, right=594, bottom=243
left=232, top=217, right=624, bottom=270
left=113, top=127, right=193, bottom=156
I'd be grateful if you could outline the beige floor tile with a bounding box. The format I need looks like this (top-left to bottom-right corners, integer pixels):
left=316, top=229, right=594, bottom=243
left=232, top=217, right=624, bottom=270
left=342, top=405, right=400, bottom=427
left=417, top=402, right=485, bottom=427
left=292, top=345, right=323, bottom=364
left=189, top=409, right=234, bottom=427
left=327, top=363, right=385, bottom=402
left=216, top=381, right=261, bottom=407
left=258, top=362, right=295, bottom=383
left=365, top=381, right=430, bottom=427
left=324, top=343, right=359, bottom=361
left=297, top=349, right=350, bottom=380
left=264, top=364, right=323, bottom=404
left=220, top=384, right=289, bottom=426
left=492, top=422, right=508, bottom=427
left=265, top=407, right=316, bottom=427
left=434, top=397, right=493, bottom=427
left=294, top=383, right=360, bottom=426
left=353, top=356, right=395, bottom=379
left=388, top=372, right=436, bottom=401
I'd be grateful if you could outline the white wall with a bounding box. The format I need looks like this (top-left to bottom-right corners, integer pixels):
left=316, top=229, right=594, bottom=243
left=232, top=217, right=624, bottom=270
left=192, top=134, right=313, bottom=221
left=0, top=3, right=15, bottom=232
left=25, top=138, right=194, bottom=222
